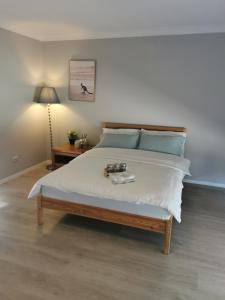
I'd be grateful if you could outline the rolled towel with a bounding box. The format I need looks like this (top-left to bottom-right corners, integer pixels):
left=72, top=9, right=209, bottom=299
left=109, top=172, right=136, bottom=185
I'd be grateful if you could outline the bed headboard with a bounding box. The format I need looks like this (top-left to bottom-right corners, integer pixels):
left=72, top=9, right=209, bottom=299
left=102, top=122, right=186, bottom=133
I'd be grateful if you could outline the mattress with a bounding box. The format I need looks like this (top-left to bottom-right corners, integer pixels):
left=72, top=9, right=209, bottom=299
left=42, top=185, right=172, bottom=220
left=29, top=148, right=190, bottom=222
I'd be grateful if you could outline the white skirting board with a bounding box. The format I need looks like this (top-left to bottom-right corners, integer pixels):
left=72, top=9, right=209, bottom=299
left=184, top=179, right=225, bottom=189
left=0, top=160, right=50, bottom=185
left=0, top=161, right=224, bottom=189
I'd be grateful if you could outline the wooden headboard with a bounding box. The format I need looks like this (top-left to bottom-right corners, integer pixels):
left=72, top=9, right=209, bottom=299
left=102, top=122, right=186, bottom=133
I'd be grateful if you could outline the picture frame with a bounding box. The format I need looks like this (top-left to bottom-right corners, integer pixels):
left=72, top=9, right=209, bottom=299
left=69, top=60, right=96, bottom=102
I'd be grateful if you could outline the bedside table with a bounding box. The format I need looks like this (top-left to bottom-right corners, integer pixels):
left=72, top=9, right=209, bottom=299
left=51, top=144, right=92, bottom=170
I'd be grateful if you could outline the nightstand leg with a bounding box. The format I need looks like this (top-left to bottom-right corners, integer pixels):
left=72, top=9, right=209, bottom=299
left=51, top=152, right=56, bottom=170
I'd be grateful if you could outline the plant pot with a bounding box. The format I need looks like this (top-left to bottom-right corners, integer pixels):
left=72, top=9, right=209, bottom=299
left=69, top=138, right=76, bottom=145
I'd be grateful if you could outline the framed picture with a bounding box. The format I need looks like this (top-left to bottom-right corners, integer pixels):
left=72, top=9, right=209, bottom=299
left=69, top=60, right=96, bottom=101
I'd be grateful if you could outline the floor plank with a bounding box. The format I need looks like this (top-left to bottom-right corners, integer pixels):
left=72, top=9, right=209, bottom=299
left=0, top=167, right=224, bottom=300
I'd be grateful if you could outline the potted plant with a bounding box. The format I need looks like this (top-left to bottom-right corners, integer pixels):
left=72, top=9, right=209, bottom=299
left=67, top=130, right=78, bottom=145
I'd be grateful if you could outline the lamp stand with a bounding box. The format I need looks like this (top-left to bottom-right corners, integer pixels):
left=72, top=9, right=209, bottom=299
left=47, top=104, right=54, bottom=170
left=47, top=103, right=53, bottom=149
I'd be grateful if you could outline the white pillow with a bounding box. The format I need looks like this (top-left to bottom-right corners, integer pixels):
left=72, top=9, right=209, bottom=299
left=103, top=128, right=140, bottom=135
left=141, top=129, right=187, bottom=137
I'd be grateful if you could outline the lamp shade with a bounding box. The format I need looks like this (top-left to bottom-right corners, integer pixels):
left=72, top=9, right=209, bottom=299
left=37, top=87, right=60, bottom=104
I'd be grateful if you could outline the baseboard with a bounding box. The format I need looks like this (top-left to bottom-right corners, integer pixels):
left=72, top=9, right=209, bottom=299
left=0, top=160, right=50, bottom=185
left=184, top=179, right=225, bottom=190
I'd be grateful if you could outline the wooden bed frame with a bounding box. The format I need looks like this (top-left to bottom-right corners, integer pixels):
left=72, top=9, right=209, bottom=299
left=37, top=122, right=186, bottom=255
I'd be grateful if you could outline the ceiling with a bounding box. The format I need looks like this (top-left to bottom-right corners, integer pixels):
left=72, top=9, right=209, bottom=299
left=0, top=0, right=225, bottom=41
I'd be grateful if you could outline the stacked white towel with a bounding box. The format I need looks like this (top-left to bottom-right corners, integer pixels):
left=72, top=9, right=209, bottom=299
left=109, top=172, right=136, bottom=184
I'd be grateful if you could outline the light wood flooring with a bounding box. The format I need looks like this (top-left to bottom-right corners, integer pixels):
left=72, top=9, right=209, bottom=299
left=0, top=166, right=224, bottom=300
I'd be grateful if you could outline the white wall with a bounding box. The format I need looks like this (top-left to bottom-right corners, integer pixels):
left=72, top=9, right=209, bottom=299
left=0, top=28, right=46, bottom=180
left=43, top=34, right=225, bottom=185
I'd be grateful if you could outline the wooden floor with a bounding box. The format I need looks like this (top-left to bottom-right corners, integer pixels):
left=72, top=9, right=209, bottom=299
left=0, top=167, right=225, bottom=300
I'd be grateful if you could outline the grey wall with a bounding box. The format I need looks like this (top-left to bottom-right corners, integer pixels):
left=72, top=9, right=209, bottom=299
left=0, top=28, right=46, bottom=180
left=43, top=34, right=225, bottom=185
left=0, top=29, right=224, bottom=186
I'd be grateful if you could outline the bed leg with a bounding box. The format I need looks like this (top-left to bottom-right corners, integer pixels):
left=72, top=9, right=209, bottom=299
left=37, top=196, right=44, bottom=225
left=163, top=217, right=173, bottom=255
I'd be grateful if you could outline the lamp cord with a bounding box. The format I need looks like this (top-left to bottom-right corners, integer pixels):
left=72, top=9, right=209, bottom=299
left=47, top=104, right=53, bottom=149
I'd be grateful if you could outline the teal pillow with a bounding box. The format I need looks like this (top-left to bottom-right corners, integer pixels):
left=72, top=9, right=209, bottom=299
left=138, top=134, right=186, bottom=156
left=96, top=133, right=139, bottom=149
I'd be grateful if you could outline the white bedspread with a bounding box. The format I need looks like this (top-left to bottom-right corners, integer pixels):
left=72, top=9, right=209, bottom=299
left=28, top=148, right=190, bottom=222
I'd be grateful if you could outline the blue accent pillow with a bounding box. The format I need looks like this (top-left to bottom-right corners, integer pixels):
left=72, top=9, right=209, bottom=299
left=138, top=134, right=186, bottom=156
left=96, top=133, right=139, bottom=149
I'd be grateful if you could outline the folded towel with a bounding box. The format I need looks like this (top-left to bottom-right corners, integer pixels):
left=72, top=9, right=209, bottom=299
left=109, top=172, right=136, bottom=184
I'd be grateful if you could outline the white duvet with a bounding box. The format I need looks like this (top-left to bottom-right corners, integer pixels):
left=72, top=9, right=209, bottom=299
left=28, top=148, right=190, bottom=222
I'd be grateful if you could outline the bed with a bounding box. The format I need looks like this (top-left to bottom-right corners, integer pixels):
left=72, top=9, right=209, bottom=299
left=29, top=122, right=190, bottom=254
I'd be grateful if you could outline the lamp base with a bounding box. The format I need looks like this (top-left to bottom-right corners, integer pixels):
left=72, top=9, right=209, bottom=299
left=46, top=163, right=54, bottom=171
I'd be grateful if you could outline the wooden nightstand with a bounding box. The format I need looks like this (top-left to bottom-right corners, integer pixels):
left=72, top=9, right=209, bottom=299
left=51, top=144, right=92, bottom=170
